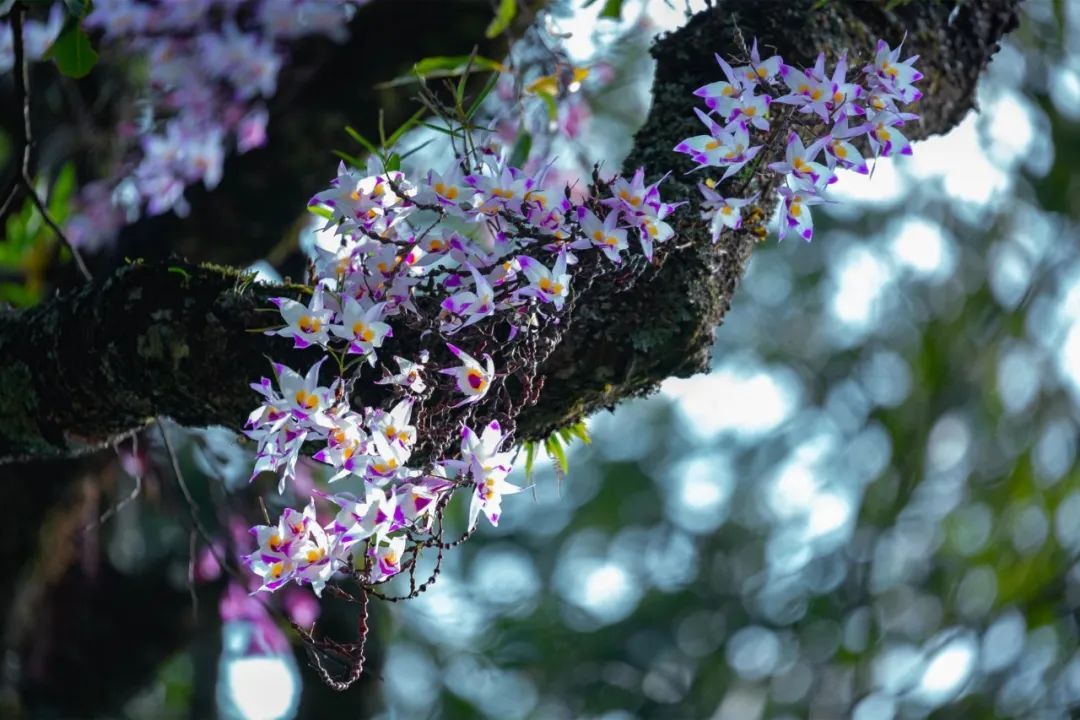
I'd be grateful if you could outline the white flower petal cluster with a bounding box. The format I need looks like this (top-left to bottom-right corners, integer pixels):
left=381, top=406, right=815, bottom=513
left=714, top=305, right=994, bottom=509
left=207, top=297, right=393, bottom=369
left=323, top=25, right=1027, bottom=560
left=245, top=146, right=680, bottom=593
left=675, top=37, right=922, bottom=243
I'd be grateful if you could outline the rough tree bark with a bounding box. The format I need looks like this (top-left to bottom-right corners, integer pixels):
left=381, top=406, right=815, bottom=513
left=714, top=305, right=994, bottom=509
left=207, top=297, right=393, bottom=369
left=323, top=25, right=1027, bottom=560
left=0, top=0, right=1021, bottom=464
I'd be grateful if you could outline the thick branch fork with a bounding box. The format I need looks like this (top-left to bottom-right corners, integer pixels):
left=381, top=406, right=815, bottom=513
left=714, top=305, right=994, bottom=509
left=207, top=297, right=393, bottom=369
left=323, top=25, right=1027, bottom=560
left=0, top=0, right=1021, bottom=463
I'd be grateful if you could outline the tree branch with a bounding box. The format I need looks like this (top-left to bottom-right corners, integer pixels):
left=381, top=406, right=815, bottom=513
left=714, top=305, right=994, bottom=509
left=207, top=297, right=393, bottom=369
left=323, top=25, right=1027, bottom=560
left=0, top=0, right=1021, bottom=463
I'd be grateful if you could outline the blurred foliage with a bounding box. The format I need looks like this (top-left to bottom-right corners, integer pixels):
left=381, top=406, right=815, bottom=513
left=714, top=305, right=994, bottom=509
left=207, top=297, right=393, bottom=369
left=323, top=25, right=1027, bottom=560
left=0, top=162, right=74, bottom=306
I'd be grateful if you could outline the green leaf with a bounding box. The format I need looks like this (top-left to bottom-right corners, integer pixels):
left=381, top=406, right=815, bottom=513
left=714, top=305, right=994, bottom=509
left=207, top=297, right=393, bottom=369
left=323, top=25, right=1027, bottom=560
left=399, top=138, right=435, bottom=161
left=47, top=163, right=76, bottom=223
left=45, top=24, right=98, bottom=79
left=412, top=54, right=504, bottom=78
left=524, top=441, right=538, bottom=483
left=465, top=70, right=502, bottom=121
left=537, top=91, right=558, bottom=122
left=377, top=55, right=505, bottom=89
left=307, top=204, right=334, bottom=220
left=567, top=421, right=591, bottom=445
left=485, top=0, right=516, bottom=38
left=332, top=149, right=363, bottom=168
left=598, top=0, right=624, bottom=19
left=385, top=106, right=428, bottom=150
left=344, top=126, right=379, bottom=156
left=545, top=434, right=569, bottom=476
left=419, top=121, right=462, bottom=137
left=508, top=132, right=532, bottom=169
left=385, top=152, right=401, bottom=172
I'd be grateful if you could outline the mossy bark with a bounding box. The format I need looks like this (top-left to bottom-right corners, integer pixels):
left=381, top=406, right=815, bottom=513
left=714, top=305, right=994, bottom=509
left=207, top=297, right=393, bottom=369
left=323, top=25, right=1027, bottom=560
left=0, top=0, right=1021, bottom=464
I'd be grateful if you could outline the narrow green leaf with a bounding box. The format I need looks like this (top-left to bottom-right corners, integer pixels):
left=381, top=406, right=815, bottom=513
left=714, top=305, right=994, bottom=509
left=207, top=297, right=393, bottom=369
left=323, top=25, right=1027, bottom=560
left=332, top=149, right=363, bottom=168
left=508, top=132, right=532, bottom=169
left=399, top=138, right=435, bottom=161
left=47, top=163, right=76, bottom=223
left=344, top=126, right=379, bottom=156
left=545, top=434, right=569, bottom=475
left=414, top=54, right=504, bottom=77
left=537, top=91, right=558, bottom=122
left=465, top=70, right=502, bottom=121
left=419, top=121, right=462, bottom=137
left=377, top=55, right=505, bottom=89
left=524, top=441, right=537, bottom=483
left=385, top=106, right=428, bottom=150
left=485, top=0, right=516, bottom=38
left=567, top=421, right=591, bottom=445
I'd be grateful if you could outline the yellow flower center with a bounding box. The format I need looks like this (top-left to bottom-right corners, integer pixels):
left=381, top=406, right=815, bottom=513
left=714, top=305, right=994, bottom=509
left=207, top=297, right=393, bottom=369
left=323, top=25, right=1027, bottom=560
left=352, top=322, right=375, bottom=342
left=294, top=390, right=319, bottom=410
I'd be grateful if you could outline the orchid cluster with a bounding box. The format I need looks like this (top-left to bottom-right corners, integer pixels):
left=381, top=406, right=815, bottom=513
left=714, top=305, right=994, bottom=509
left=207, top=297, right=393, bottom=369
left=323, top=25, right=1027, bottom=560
left=674, top=38, right=923, bottom=242
left=55, top=0, right=366, bottom=250
left=242, top=145, right=679, bottom=597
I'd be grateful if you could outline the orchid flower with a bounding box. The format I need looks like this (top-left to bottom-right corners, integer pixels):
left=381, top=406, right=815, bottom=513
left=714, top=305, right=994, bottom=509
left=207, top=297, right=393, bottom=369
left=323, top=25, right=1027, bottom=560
left=673, top=111, right=761, bottom=178
left=767, top=131, right=834, bottom=188
left=439, top=344, right=495, bottom=407
left=865, top=37, right=924, bottom=104
left=376, top=353, right=429, bottom=394
left=575, top=208, right=628, bottom=263
left=268, top=287, right=333, bottom=349
left=693, top=52, right=748, bottom=116
left=864, top=110, right=917, bottom=158
left=441, top=264, right=496, bottom=331
left=778, top=184, right=826, bottom=242
left=516, top=252, right=571, bottom=309
left=733, top=39, right=782, bottom=85
left=330, top=296, right=391, bottom=361
left=699, top=182, right=757, bottom=241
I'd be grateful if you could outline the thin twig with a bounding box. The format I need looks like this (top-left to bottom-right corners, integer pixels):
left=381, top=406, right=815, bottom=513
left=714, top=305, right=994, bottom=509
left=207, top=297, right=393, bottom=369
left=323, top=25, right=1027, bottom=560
left=156, top=418, right=246, bottom=584
left=1, top=4, right=92, bottom=282
left=84, top=435, right=144, bottom=531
